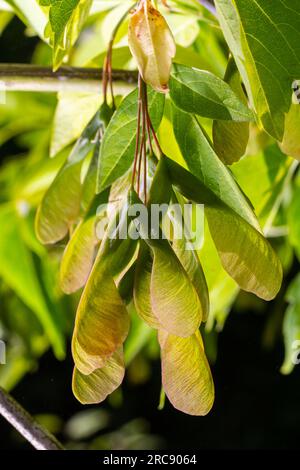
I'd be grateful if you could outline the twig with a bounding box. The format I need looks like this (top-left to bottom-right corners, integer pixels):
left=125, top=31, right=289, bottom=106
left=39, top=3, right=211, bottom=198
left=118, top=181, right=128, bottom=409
left=0, top=64, right=137, bottom=93
left=103, top=2, right=137, bottom=105
left=0, top=386, right=64, bottom=450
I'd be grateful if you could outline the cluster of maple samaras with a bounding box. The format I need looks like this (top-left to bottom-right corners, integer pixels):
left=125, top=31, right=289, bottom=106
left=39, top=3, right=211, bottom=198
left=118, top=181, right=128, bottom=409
left=35, top=0, right=283, bottom=416
left=70, top=1, right=213, bottom=416
left=36, top=1, right=214, bottom=416
left=69, top=155, right=215, bottom=416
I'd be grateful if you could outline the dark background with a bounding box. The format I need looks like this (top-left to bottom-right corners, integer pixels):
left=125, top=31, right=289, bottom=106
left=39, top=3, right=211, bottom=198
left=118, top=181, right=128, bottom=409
left=1, top=303, right=300, bottom=450
left=1, top=18, right=300, bottom=451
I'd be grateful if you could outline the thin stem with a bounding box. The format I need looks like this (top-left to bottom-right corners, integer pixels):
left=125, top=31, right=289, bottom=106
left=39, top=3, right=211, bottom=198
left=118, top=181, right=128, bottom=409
left=108, top=48, right=115, bottom=108
left=103, top=2, right=138, bottom=104
left=142, top=81, right=154, bottom=156
left=146, top=117, right=154, bottom=156
left=137, top=135, right=144, bottom=196
left=102, top=53, right=109, bottom=103
left=103, top=45, right=115, bottom=106
left=132, top=75, right=143, bottom=187
left=140, top=77, right=163, bottom=157
left=147, top=113, right=163, bottom=157
left=0, top=386, right=64, bottom=450
left=132, top=75, right=163, bottom=197
left=138, top=101, right=147, bottom=197
left=140, top=80, right=148, bottom=203
left=143, top=129, right=147, bottom=204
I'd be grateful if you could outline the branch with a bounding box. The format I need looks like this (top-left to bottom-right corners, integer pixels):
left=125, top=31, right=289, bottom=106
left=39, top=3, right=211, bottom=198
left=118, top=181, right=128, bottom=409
left=0, top=64, right=138, bottom=93
left=0, top=386, right=64, bottom=450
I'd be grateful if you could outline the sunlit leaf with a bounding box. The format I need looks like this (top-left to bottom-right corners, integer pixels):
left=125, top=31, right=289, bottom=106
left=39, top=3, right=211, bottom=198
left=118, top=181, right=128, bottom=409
left=39, top=0, right=93, bottom=70
left=0, top=11, right=13, bottom=35
left=50, top=92, right=101, bottom=158
left=4, top=0, right=47, bottom=38
left=36, top=109, right=102, bottom=244
left=35, top=158, right=83, bottom=244
left=280, top=103, right=300, bottom=160
left=165, top=156, right=283, bottom=300
left=215, top=0, right=300, bottom=140
left=232, top=144, right=293, bottom=229
left=166, top=11, right=199, bottom=48
left=98, top=88, right=165, bottom=192
left=287, top=185, right=300, bottom=261
left=172, top=104, right=260, bottom=231
left=212, top=57, right=250, bottom=164
left=205, top=205, right=282, bottom=301
left=170, top=63, right=254, bottom=121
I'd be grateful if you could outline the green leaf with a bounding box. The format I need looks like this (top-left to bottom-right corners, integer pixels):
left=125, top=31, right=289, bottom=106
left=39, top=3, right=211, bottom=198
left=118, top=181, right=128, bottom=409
left=165, top=156, right=283, bottom=301
left=73, top=348, right=125, bottom=404
left=172, top=104, right=260, bottom=231
left=170, top=63, right=254, bottom=121
left=4, top=0, right=47, bottom=38
left=166, top=11, right=200, bottom=48
left=0, top=206, right=65, bottom=358
left=215, top=0, right=300, bottom=140
left=36, top=109, right=103, bottom=244
left=212, top=57, right=250, bottom=164
left=205, top=205, right=282, bottom=301
left=231, top=144, right=293, bottom=229
left=50, top=92, right=101, bottom=158
left=97, top=88, right=165, bottom=192
left=280, top=103, right=300, bottom=160
left=281, top=274, right=300, bottom=375
left=287, top=185, right=300, bottom=261
left=159, top=330, right=214, bottom=416
left=39, top=0, right=93, bottom=70
left=81, top=104, right=115, bottom=212
left=35, top=158, right=83, bottom=244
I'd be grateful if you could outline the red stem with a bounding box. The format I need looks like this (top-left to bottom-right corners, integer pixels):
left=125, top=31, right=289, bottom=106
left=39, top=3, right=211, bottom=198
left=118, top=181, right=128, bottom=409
left=132, top=75, right=143, bottom=187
